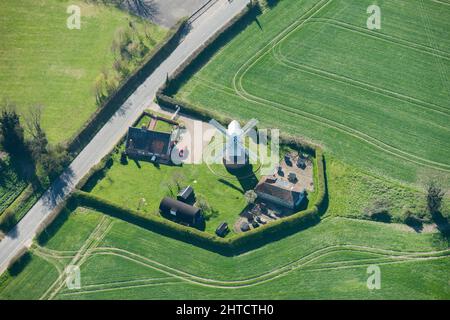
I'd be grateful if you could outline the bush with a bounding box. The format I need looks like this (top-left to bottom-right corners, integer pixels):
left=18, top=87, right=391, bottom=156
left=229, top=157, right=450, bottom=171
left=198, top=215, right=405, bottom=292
left=426, top=180, right=445, bottom=215
left=196, top=195, right=219, bottom=221
left=364, top=198, right=392, bottom=223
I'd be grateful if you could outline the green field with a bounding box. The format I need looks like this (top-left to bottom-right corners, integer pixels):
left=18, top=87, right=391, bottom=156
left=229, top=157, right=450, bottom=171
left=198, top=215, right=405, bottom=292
left=174, top=0, right=450, bottom=184
left=0, top=0, right=167, bottom=144
left=0, top=207, right=448, bottom=299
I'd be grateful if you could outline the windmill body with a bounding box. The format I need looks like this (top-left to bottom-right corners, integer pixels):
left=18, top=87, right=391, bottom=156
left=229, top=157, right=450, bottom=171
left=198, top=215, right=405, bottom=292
left=209, top=118, right=258, bottom=170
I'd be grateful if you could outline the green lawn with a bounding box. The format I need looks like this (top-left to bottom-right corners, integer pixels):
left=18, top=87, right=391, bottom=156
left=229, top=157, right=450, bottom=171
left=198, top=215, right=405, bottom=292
left=135, top=113, right=175, bottom=133
left=174, top=0, right=450, bottom=184
left=85, top=146, right=261, bottom=235
left=0, top=0, right=167, bottom=144
left=1, top=207, right=448, bottom=299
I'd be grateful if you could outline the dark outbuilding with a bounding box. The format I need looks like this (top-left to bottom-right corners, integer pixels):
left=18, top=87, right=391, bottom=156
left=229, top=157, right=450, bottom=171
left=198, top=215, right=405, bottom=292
left=215, top=222, right=229, bottom=237
left=177, top=185, right=195, bottom=204
left=159, top=197, right=203, bottom=226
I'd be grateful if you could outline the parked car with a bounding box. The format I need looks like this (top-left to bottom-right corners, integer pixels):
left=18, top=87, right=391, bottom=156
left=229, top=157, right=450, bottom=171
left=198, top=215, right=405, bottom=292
left=252, top=221, right=260, bottom=228
left=241, top=222, right=250, bottom=232
left=255, top=216, right=266, bottom=224
left=268, top=212, right=278, bottom=220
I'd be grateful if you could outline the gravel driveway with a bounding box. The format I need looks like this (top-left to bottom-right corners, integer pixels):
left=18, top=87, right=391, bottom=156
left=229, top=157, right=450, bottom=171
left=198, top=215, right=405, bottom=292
left=148, top=0, right=210, bottom=27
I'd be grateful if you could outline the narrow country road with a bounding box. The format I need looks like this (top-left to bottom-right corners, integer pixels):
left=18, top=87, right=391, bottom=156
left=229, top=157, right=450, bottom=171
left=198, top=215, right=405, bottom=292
left=0, top=0, right=251, bottom=275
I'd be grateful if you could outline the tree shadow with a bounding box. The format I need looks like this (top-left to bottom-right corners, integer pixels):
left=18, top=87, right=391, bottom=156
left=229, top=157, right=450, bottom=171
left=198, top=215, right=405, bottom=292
left=432, top=210, right=450, bottom=238
left=37, top=204, right=74, bottom=246
left=7, top=251, right=32, bottom=277
left=218, top=178, right=244, bottom=194
left=405, top=215, right=424, bottom=233
left=81, top=158, right=114, bottom=192
left=41, top=167, right=75, bottom=209
left=120, top=0, right=160, bottom=20
left=265, top=0, right=279, bottom=9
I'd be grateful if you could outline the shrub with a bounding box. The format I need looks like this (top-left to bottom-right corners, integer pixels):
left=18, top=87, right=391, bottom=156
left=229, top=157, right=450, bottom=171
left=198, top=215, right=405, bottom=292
left=196, top=195, right=219, bottom=221
left=364, top=198, right=392, bottom=223
left=426, top=180, right=445, bottom=215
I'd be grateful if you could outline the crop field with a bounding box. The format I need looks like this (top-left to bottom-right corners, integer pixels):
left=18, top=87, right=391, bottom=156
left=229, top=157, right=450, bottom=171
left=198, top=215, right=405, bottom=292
left=0, top=207, right=449, bottom=299
left=0, top=156, right=27, bottom=216
left=174, top=0, right=450, bottom=184
left=0, top=0, right=167, bottom=144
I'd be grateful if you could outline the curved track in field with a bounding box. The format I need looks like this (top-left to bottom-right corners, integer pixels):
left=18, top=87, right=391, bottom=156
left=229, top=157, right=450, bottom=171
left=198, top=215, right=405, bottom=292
left=52, top=244, right=450, bottom=296
left=31, top=216, right=449, bottom=297
left=272, top=20, right=450, bottom=117
left=229, top=0, right=450, bottom=172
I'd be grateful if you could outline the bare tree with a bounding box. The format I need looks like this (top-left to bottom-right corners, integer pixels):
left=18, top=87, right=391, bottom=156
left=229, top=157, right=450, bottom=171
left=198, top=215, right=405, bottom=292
left=24, top=105, right=48, bottom=161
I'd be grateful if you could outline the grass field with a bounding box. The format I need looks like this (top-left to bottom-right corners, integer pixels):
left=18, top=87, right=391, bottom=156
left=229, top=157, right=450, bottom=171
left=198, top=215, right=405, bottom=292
left=174, top=0, right=450, bottom=184
left=0, top=0, right=167, bottom=144
left=0, top=207, right=448, bottom=299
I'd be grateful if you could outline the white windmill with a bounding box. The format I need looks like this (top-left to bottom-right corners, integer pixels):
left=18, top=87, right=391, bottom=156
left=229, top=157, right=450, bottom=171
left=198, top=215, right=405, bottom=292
left=209, top=118, right=259, bottom=169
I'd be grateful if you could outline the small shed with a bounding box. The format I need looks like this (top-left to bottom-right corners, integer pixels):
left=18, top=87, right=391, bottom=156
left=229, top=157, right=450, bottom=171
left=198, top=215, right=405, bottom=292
left=215, top=222, right=229, bottom=237
left=240, top=222, right=250, bottom=232
left=177, top=185, right=195, bottom=204
left=284, top=155, right=292, bottom=166
left=288, top=172, right=297, bottom=183
left=159, top=197, right=203, bottom=226
left=296, top=157, right=306, bottom=169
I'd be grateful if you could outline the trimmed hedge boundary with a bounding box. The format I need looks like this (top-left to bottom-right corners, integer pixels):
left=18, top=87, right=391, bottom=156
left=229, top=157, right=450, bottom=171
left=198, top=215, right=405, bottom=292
left=70, top=148, right=326, bottom=255
left=66, top=18, right=188, bottom=155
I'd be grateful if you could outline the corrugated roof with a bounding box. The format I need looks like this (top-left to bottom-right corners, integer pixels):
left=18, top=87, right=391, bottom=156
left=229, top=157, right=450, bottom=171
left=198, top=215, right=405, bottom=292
left=255, top=180, right=303, bottom=206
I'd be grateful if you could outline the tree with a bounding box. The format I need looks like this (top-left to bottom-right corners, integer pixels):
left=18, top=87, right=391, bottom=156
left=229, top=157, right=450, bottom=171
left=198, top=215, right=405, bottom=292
left=196, top=195, right=218, bottom=221
left=426, top=180, right=445, bottom=215
left=0, top=101, right=27, bottom=157
left=24, top=105, right=48, bottom=162
left=39, top=144, right=70, bottom=180
left=244, top=190, right=257, bottom=205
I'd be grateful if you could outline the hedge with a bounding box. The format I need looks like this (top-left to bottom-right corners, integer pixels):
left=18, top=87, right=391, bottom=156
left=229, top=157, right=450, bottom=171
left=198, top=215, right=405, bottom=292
left=72, top=190, right=232, bottom=254
left=65, top=18, right=189, bottom=155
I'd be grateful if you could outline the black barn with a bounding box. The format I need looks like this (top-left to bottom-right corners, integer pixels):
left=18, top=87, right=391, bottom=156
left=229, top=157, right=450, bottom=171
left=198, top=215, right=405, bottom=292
left=159, top=197, right=203, bottom=226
